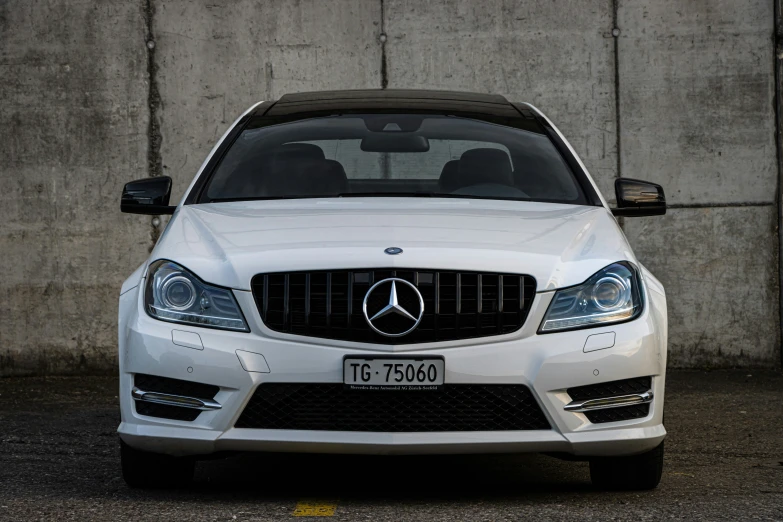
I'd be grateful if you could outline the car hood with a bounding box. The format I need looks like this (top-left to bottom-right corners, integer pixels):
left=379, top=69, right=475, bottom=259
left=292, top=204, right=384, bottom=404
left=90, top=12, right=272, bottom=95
left=150, top=198, right=636, bottom=292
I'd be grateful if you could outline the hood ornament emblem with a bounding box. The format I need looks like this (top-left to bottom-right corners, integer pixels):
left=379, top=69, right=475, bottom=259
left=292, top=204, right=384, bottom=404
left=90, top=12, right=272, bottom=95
left=362, top=278, right=424, bottom=337
left=384, top=247, right=403, bottom=255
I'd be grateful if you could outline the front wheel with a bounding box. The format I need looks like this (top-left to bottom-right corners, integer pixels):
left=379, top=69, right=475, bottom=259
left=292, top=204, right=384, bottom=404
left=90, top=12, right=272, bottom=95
left=589, top=442, right=664, bottom=490
left=120, top=439, right=195, bottom=488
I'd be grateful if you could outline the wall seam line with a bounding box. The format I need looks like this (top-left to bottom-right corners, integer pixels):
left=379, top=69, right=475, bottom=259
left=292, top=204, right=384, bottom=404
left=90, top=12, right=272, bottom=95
left=612, top=0, right=623, bottom=230
left=613, top=0, right=622, bottom=181
left=775, top=0, right=783, bottom=368
left=143, top=0, right=163, bottom=250
left=380, top=0, right=388, bottom=89
left=667, top=202, right=776, bottom=209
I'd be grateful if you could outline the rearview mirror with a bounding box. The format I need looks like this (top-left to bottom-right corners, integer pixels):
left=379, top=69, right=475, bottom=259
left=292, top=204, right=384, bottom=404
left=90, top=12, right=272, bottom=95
left=611, top=178, right=666, bottom=217
left=121, top=176, right=176, bottom=215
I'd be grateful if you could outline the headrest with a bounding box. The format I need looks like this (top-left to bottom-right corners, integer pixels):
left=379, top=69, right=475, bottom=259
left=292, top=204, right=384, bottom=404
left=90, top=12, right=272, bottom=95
left=458, top=148, right=514, bottom=187
left=438, top=160, right=461, bottom=193
left=216, top=144, right=330, bottom=199
left=261, top=157, right=348, bottom=197
left=274, top=143, right=326, bottom=162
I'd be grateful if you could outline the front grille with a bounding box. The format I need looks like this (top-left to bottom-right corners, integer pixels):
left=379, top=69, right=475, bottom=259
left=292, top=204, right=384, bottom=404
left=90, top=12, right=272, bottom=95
left=567, top=376, right=652, bottom=424
left=251, top=269, right=536, bottom=344
left=235, top=383, right=550, bottom=432
left=133, top=374, right=220, bottom=422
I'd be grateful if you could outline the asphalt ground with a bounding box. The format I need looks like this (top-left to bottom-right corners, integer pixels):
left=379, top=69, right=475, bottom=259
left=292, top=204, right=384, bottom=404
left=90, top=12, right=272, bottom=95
left=0, top=370, right=781, bottom=521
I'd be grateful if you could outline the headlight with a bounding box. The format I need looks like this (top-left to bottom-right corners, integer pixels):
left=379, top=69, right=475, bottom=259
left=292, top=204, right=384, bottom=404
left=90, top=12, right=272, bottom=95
left=145, top=260, right=249, bottom=332
left=539, top=262, right=643, bottom=333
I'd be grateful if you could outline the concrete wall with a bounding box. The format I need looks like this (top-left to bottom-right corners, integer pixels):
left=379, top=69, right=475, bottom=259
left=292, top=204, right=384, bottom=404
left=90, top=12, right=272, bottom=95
left=153, top=0, right=383, bottom=204
left=618, top=0, right=779, bottom=366
left=0, top=0, right=151, bottom=374
left=384, top=0, right=618, bottom=196
left=0, top=0, right=779, bottom=375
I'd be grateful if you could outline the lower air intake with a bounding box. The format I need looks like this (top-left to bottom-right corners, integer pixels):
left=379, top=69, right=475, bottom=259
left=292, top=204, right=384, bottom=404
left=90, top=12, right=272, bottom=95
left=567, top=377, right=652, bottom=402
left=567, top=376, right=653, bottom=424
left=584, top=404, right=650, bottom=424
left=135, top=401, right=202, bottom=422
left=235, top=383, right=550, bottom=432
left=133, top=374, right=220, bottom=422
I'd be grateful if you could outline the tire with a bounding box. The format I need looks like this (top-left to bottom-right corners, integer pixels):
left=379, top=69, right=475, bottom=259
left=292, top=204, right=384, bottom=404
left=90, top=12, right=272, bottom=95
left=589, top=442, right=664, bottom=491
left=120, top=439, right=195, bottom=489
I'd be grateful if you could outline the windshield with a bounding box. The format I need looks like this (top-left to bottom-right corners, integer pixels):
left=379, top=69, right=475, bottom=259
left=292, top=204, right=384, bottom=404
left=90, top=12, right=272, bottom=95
left=201, top=114, right=588, bottom=204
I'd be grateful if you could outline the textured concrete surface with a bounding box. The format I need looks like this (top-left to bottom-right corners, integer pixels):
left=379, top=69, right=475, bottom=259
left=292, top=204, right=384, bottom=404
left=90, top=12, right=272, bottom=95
left=617, top=0, right=776, bottom=205
left=1, top=371, right=781, bottom=520
left=384, top=0, right=618, bottom=197
left=153, top=0, right=383, bottom=204
left=617, top=0, right=780, bottom=368
left=0, top=0, right=780, bottom=374
left=0, top=1, right=152, bottom=375
left=624, top=207, right=780, bottom=367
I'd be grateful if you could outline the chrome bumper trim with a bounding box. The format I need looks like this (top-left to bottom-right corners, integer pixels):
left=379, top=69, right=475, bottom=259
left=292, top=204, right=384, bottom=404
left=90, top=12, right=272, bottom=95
left=131, top=387, right=222, bottom=411
left=564, top=391, right=653, bottom=413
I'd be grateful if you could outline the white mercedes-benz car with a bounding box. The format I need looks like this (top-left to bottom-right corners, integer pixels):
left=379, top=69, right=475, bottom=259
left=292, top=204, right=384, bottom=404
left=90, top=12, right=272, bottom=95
left=118, top=90, right=668, bottom=490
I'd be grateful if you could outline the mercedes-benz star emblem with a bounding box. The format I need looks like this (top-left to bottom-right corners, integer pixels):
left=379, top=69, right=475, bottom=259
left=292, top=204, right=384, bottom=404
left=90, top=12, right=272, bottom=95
left=384, top=247, right=403, bottom=255
left=362, top=278, right=424, bottom=337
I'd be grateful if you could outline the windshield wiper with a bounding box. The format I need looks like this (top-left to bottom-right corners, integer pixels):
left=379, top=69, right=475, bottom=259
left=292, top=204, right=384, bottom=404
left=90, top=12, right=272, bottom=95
left=336, top=192, right=436, bottom=198
left=207, top=195, right=323, bottom=203
left=206, top=192, right=445, bottom=203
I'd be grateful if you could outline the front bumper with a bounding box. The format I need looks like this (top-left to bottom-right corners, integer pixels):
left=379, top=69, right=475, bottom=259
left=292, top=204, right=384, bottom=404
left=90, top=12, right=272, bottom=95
left=118, top=285, right=667, bottom=457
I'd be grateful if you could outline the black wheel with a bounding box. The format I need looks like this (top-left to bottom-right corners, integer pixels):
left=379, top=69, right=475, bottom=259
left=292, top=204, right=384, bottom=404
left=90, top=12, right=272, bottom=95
left=589, top=442, right=664, bottom=490
left=120, top=439, right=195, bottom=489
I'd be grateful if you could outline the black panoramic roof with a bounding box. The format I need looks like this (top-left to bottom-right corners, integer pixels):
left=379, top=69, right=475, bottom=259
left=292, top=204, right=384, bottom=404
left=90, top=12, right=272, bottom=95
left=263, top=89, right=526, bottom=119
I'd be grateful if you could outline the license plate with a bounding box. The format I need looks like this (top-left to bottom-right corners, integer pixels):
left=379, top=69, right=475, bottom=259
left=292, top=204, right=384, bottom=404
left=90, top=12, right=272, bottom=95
left=343, top=357, right=445, bottom=390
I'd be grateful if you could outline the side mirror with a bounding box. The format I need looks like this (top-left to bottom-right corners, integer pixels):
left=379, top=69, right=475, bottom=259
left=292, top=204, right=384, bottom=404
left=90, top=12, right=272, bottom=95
left=611, top=178, right=666, bottom=217
left=121, top=176, right=176, bottom=215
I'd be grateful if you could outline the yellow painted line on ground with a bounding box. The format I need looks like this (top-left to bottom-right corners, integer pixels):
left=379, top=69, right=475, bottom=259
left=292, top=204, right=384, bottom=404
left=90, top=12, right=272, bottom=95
left=292, top=500, right=337, bottom=517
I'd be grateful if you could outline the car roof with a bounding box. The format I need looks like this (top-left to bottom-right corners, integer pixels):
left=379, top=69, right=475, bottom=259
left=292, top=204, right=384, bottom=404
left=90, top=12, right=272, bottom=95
left=263, top=89, right=528, bottom=119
